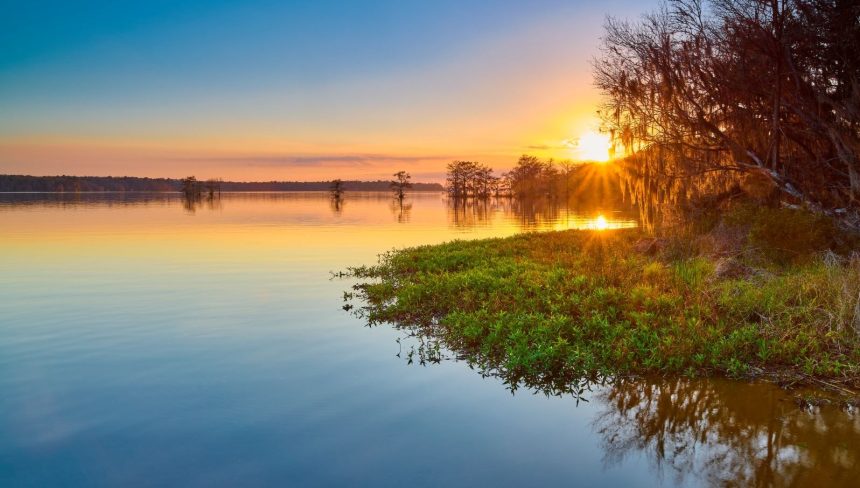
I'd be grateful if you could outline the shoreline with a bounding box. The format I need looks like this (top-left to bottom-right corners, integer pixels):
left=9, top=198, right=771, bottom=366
left=344, top=216, right=860, bottom=400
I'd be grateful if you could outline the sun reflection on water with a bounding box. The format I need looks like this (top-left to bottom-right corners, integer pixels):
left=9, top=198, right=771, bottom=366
left=591, top=215, right=609, bottom=230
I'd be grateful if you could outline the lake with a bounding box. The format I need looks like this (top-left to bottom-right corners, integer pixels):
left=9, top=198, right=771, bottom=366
left=1, top=192, right=857, bottom=487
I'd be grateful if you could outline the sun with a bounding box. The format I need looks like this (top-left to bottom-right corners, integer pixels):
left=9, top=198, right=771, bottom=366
left=574, top=131, right=612, bottom=163
left=590, top=215, right=609, bottom=230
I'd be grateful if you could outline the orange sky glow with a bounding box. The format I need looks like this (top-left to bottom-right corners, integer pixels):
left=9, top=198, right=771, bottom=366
left=0, top=1, right=650, bottom=182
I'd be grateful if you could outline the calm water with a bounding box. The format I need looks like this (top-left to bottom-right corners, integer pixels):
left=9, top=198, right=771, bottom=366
left=1, top=192, right=857, bottom=487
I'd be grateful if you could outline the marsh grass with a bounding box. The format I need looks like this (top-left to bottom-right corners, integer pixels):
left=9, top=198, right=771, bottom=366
left=346, top=206, right=860, bottom=389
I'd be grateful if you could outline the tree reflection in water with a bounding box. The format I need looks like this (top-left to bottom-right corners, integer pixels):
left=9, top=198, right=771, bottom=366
left=594, top=377, right=860, bottom=487
left=447, top=197, right=493, bottom=228
left=509, top=197, right=563, bottom=230
left=382, top=332, right=860, bottom=486
left=181, top=193, right=222, bottom=213
left=446, top=196, right=637, bottom=232
left=390, top=200, right=412, bottom=223
left=330, top=197, right=344, bottom=216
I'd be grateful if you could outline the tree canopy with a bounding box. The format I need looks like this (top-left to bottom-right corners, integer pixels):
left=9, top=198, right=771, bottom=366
left=595, top=0, right=860, bottom=227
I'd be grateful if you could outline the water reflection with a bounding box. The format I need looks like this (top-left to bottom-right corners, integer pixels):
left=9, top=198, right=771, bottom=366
left=595, top=378, right=860, bottom=487
left=390, top=200, right=413, bottom=223
left=384, top=333, right=860, bottom=486
left=181, top=194, right=223, bottom=213
left=446, top=196, right=637, bottom=231
left=509, top=197, right=566, bottom=230
left=2, top=191, right=857, bottom=486
left=330, top=197, right=344, bottom=216
left=0, top=192, right=638, bottom=233
left=0, top=191, right=180, bottom=208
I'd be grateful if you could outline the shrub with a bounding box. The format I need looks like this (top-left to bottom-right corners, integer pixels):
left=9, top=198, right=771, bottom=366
left=724, top=204, right=838, bottom=264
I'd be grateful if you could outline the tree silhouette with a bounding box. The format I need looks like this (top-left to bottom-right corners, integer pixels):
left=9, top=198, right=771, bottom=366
left=390, top=171, right=412, bottom=202
left=180, top=176, right=202, bottom=199
left=329, top=179, right=345, bottom=200
left=446, top=161, right=497, bottom=198
left=594, top=0, right=860, bottom=227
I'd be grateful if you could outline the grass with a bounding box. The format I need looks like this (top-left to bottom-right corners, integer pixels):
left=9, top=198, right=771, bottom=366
left=345, top=205, right=860, bottom=392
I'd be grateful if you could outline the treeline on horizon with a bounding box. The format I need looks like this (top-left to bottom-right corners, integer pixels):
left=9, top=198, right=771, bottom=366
left=596, top=0, right=859, bottom=228
left=0, top=175, right=445, bottom=193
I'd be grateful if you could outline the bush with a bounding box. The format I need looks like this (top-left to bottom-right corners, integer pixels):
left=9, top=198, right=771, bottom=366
left=346, top=227, right=860, bottom=390
left=723, top=204, right=839, bottom=264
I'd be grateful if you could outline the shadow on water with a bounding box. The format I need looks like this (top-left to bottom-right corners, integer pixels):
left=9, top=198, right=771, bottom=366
left=345, top=284, right=860, bottom=487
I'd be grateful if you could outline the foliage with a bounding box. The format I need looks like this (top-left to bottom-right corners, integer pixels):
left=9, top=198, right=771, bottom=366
left=444, top=157, right=628, bottom=209
left=595, top=0, right=860, bottom=227
left=722, top=204, right=842, bottom=264
left=505, top=155, right=558, bottom=199
left=390, top=171, right=412, bottom=201
left=178, top=176, right=222, bottom=198
left=446, top=161, right=498, bottom=198
left=180, top=176, right=202, bottom=198
left=329, top=178, right=345, bottom=200
left=346, top=220, right=860, bottom=388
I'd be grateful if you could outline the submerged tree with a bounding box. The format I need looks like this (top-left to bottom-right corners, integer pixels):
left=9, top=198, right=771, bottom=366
left=329, top=179, right=346, bottom=214
left=329, top=179, right=345, bottom=200
left=446, top=161, right=497, bottom=198
left=557, top=159, right=577, bottom=203
left=391, top=171, right=412, bottom=202
left=444, top=156, right=625, bottom=207
left=203, top=178, right=222, bottom=199
left=180, top=176, right=202, bottom=199
left=179, top=176, right=223, bottom=213
left=505, top=155, right=553, bottom=199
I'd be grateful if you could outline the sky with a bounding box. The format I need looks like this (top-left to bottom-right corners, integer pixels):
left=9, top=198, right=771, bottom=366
left=0, top=0, right=656, bottom=182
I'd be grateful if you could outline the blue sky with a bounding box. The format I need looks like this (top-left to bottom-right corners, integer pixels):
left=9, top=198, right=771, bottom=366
left=0, top=0, right=655, bottom=180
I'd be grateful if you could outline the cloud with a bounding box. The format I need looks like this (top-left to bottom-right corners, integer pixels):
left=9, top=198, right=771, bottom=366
left=526, top=139, right=579, bottom=151
left=171, top=153, right=452, bottom=168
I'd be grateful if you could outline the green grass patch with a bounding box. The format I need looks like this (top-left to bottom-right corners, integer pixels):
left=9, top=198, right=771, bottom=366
left=346, top=225, right=860, bottom=390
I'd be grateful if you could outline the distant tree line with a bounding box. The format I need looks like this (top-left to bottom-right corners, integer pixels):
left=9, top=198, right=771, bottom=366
left=594, top=0, right=860, bottom=226
left=446, top=156, right=626, bottom=206
left=0, top=175, right=177, bottom=192
left=0, top=175, right=445, bottom=193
